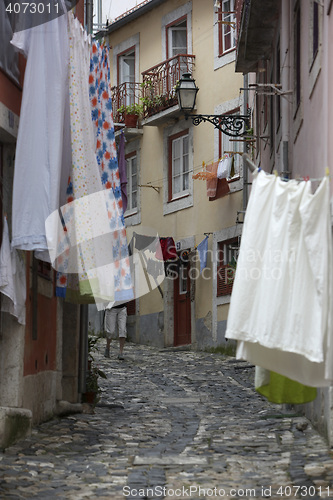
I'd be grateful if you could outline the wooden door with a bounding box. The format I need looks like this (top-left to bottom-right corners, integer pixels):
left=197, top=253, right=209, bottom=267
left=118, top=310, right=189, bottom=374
left=174, top=260, right=191, bottom=346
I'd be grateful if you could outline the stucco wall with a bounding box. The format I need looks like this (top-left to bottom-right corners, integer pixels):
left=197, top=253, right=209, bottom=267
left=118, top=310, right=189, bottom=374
left=0, top=315, right=25, bottom=407
left=107, top=0, right=244, bottom=350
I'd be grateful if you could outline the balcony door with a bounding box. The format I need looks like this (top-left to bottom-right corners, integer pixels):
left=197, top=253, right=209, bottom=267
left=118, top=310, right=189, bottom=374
left=167, top=19, right=187, bottom=89
left=168, top=20, right=187, bottom=58
left=118, top=49, right=135, bottom=107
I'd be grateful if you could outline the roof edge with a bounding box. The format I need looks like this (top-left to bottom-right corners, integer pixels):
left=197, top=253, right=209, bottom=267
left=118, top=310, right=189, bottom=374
left=95, top=0, right=167, bottom=39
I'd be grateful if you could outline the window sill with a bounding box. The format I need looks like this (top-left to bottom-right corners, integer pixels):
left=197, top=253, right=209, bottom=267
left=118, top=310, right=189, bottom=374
left=218, top=47, right=236, bottom=58
left=228, top=175, right=240, bottom=184
left=168, top=192, right=189, bottom=203
left=216, top=294, right=231, bottom=305
left=124, top=209, right=138, bottom=218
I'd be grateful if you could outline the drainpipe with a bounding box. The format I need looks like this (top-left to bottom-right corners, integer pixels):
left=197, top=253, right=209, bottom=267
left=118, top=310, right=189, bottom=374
left=78, top=0, right=94, bottom=396
left=85, top=0, right=94, bottom=33
left=281, top=0, right=290, bottom=177
left=242, top=73, right=249, bottom=210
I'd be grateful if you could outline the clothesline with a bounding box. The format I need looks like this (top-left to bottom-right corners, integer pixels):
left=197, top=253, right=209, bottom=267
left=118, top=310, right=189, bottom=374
left=243, top=154, right=331, bottom=182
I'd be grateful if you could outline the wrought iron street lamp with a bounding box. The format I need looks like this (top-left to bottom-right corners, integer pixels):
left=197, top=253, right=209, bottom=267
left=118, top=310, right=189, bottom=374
left=176, top=73, right=250, bottom=137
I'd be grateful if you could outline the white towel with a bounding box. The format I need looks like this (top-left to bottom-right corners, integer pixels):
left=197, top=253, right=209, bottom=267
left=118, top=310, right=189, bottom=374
left=0, top=218, right=26, bottom=325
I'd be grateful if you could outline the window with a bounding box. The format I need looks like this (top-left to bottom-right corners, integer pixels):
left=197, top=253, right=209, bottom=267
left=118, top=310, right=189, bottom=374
left=218, top=0, right=236, bottom=56
left=166, top=17, right=188, bottom=83
left=167, top=18, right=187, bottom=58
left=179, top=263, right=188, bottom=295
left=217, top=238, right=239, bottom=296
left=125, top=152, right=137, bottom=214
left=218, top=109, right=241, bottom=180
left=294, top=1, right=301, bottom=111
left=162, top=3, right=192, bottom=61
left=118, top=48, right=136, bottom=106
left=168, top=130, right=189, bottom=201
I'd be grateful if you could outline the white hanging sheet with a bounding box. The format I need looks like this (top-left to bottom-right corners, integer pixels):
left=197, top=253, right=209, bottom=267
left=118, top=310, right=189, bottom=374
left=0, top=218, right=26, bottom=325
left=226, top=170, right=333, bottom=387
left=10, top=10, right=71, bottom=254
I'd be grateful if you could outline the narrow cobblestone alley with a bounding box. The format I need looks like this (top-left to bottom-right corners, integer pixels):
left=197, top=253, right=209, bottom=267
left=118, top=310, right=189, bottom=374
left=1, top=342, right=333, bottom=500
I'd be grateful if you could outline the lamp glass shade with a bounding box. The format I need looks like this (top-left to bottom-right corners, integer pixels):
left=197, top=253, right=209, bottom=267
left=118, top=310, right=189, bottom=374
left=176, top=73, right=199, bottom=112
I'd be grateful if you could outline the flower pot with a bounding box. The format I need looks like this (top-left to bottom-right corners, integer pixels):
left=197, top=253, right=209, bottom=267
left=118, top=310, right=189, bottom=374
left=83, top=391, right=97, bottom=405
left=124, top=113, right=139, bottom=128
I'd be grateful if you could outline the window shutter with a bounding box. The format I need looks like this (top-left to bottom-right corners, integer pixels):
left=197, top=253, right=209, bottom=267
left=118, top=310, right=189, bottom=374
left=127, top=299, right=136, bottom=316
left=217, top=264, right=234, bottom=296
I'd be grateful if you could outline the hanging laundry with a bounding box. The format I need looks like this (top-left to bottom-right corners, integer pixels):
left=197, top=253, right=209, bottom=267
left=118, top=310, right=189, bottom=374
left=226, top=169, right=333, bottom=387
left=51, top=15, right=119, bottom=305
left=89, top=39, right=133, bottom=304
left=206, top=162, right=219, bottom=197
left=10, top=5, right=71, bottom=256
left=52, top=17, right=133, bottom=307
left=133, top=233, right=158, bottom=251
left=146, top=258, right=164, bottom=280
left=0, top=217, right=26, bottom=325
left=118, top=132, right=128, bottom=213
left=217, top=154, right=233, bottom=179
left=197, top=235, right=209, bottom=273
left=193, top=161, right=216, bottom=180
left=254, top=367, right=317, bottom=405
left=157, top=237, right=177, bottom=261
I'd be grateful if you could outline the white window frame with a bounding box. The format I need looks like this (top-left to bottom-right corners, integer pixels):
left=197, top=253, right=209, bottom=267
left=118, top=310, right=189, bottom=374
left=214, top=98, right=243, bottom=193
left=124, top=138, right=141, bottom=227
left=118, top=50, right=136, bottom=107
left=220, top=113, right=241, bottom=182
left=168, top=22, right=187, bottom=58
left=171, top=132, right=190, bottom=200
left=125, top=153, right=138, bottom=215
left=113, top=34, right=140, bottom=88
left=214, top=0, right=236, bottom=70
left=162, top=2, right=192, bottom=60
left=219, top=0, right=236, bottom=55
left=163, top=121, right=193, bottom=216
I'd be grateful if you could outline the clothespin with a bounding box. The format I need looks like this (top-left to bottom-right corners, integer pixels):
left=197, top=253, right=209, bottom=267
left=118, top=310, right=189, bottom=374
left=273, top=170, right=278, bottom=177
left=326, top=167, right=330, bottom=177
left=303, top=176, right=310, bottom=182
left=258, top=167, right=262, bottom=172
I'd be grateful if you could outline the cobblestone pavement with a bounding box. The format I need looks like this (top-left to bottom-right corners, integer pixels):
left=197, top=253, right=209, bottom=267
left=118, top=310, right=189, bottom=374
left=1, top=341, right=333, bottom=500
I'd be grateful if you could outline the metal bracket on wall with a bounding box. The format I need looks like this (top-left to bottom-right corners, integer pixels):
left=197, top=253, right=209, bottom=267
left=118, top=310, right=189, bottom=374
left=138, top=184, right=161, bottom=193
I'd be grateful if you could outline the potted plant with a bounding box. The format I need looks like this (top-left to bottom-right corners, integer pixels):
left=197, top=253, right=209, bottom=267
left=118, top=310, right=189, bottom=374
left=82, top=335, right=107, bottom=406
left=117, top=102, right=143, bottom=127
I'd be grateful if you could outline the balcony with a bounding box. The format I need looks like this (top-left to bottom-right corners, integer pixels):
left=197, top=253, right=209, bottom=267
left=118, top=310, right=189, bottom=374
left=141, top=53, right=195, bottom=126
left=111, top=82, right=143, bottom=139
left=111, top=54, right=195, bottom=132
left=235, top=0, right=279, bottom=73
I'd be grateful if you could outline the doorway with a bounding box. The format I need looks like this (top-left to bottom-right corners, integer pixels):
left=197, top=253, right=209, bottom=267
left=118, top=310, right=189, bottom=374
left=174, top=257, right=191, bottom=346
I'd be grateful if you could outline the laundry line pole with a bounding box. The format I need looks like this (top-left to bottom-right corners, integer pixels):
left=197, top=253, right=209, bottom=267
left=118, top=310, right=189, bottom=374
left=242, top=153, right=257, bottom=173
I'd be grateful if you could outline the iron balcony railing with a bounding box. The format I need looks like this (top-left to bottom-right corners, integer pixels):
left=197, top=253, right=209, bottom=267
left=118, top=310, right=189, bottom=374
left=111, top=55, right=195, bottom=124
left=111, top=82, right=142, bottom=124
left=141, top=54, right=195, bottom=118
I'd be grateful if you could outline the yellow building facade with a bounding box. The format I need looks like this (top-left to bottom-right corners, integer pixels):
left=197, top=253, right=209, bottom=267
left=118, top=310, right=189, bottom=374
left=103, top=0, right=245, bottom=350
